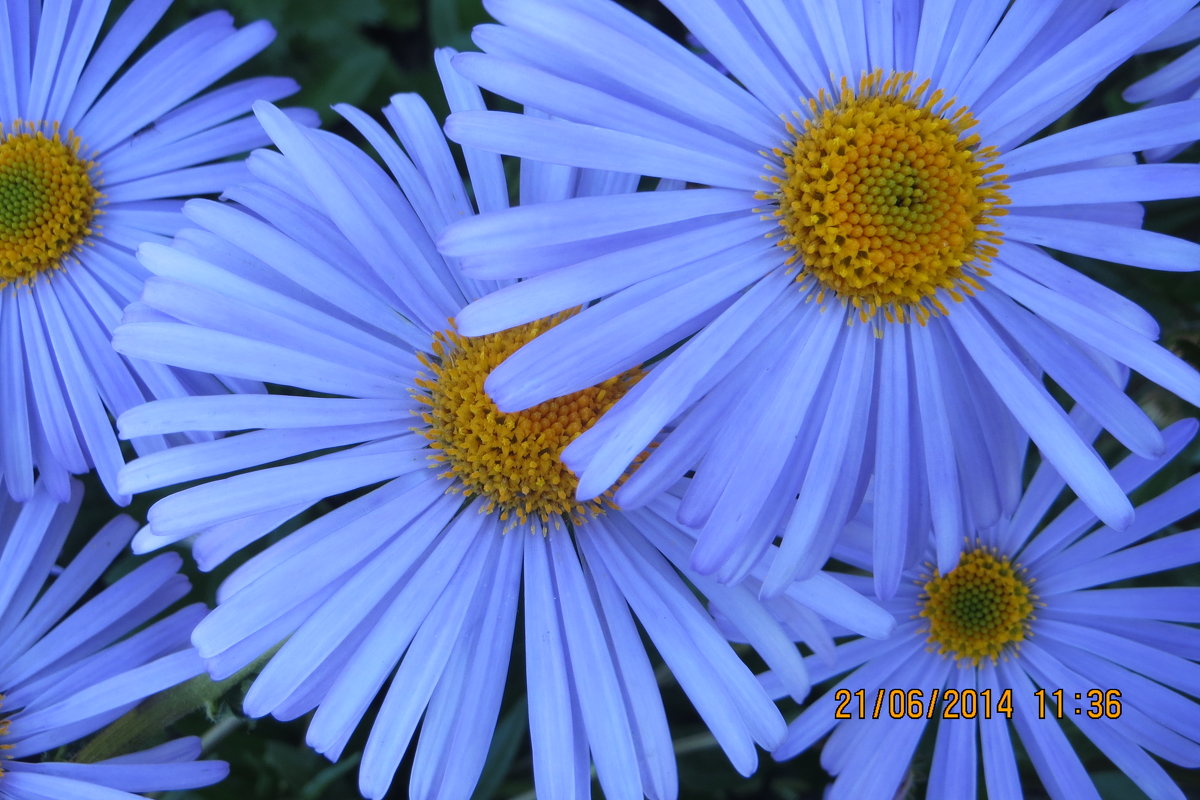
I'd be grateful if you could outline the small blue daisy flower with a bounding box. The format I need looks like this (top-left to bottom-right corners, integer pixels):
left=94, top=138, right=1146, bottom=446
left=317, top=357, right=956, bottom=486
left=1120, top=0, right=1200, bottom=160
left=0, top=0, right=314, bottom=504
left=112, top=56, right=895, bottom=800
left=772, top=416, right=1200, bottom=800
left=438, top=0, right=1200, bottom=599
left=0, top=480, right=227, bottom=798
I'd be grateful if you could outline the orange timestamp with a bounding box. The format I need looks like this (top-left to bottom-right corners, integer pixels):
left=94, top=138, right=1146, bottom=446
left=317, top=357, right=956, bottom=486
left=832, top=688, right=1123, bottom=720
left=1034, top=688, right=1122, bottom=719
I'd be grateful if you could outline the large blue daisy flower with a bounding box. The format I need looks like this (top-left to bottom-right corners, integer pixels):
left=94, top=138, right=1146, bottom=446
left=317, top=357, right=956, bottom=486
left=112, top=56, right=894, bottom=800
left=771, top=415, right=1200, bottom=799
left=0, top=0, right=313, bottom=503
left=0, top=480, right=226, bottom=798
left=438, top=0, right=1200, bottom=599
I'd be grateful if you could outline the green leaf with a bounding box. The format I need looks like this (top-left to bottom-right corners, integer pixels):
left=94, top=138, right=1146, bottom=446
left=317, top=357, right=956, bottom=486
left=74, top=648, right=277, bottom=764
left=304, top=44, right=390, bottom=120
left=385, top=0, right=421, bottom=30
left=299, top=751, right=362, bottom=800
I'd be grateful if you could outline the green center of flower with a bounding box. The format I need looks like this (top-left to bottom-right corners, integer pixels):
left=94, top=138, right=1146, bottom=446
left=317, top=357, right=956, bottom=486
left=0, top=122, right=101, bottom=287
left=414, top=314, right=642, bottom=529
left=919, top=546, right=1036, bottom=664
left=759, top=70, right=1009, bottom=325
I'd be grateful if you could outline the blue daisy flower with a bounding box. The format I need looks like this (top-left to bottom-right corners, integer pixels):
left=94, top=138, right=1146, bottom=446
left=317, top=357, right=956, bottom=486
left=112, top=55, right=894, bottom=800
left=0, top=479, right=226, bottom=798
left=0, top=0, right=314, bottom=503
left=1120, top=0, right=1200, bottom=160
left=771, top=415, right=1200, bottom=800
left=438, top=0, right=1200, bottom=599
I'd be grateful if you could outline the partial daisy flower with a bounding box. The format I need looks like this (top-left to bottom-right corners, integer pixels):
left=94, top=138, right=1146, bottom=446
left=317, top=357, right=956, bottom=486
left=0, top=0, right=314, bottom=503
left=771, top=415, right=1200, bottom=800
left=1120, top=0, right=1200, bottom=160
left=0, top=480, right=226, bottom=798
left=112, top=56, right=894, bottom=800
left=439, top=0, right=1200, bottom=599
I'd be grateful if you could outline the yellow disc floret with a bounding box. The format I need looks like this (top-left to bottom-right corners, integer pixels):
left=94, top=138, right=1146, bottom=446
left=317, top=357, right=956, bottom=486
left=0, top=121, right=101, bottom=287
left=919, top=546, right=1036, bottom=665
left=415, top=314, right=642, bottom=529
left=760, top=70, right=1009, bottom=326
left=1, top=693, right=10, bottom=777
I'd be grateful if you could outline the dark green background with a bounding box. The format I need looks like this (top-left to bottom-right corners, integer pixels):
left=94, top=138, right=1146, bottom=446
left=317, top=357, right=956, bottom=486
left=57, top=2, right=1200, bottom=798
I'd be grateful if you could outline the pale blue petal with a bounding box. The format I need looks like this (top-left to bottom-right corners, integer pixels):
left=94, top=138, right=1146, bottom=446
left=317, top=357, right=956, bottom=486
left=522, top=531, right=587, bottom=799
left=1051, top=588, right=1200, bottom=623
left=1017, top=418, right=1197, bottom=565
left=1004, top=213, right=1200, bottom=272
left=0, top=771, right=161, bottom=800
left=119, top=394, right=411, bottom=437
left=18, top=290, right=87, bottom=473
left=975, top=289, right=1162, bottom=458
left=766, top=327, right=875, bottom=592
left=584, top=536, right=677, bottom=800
left=686, top=3, right=813, bottom=109
left=1004, top=101, right=1200, bottom=176
left=114, top=322, right=406, bottom=399
left=358, top=532, right=495, bottom=800
left=439, top=188, right=757, bottom=258
left=979, top=0, right=1195, bottom=148
left=79, top=17, right=275, bottom=153
left=977, top=665, right=1023, bottom=800
left=453, top=51, right=758, bottom=171
left=241, top=497, right=455, bottom=717
left=1126, top=43, right=1200, bottom=102
left=0, top=291, right=34, bottom=500
left=14, top=649, right=202, bottom=739
left=689, top=312, right=839, bottom=577
left=480, top=0, right=780, bottom=145
left=456, top=214, right=765, bottom=337
left=929, top=668, right=978, bottom=800
left=435, top=48, right=508, bottom=218
left=408, top=524, right=519, bottom=800
left=195, top=477, right=448, bottom=660
left=485, top=237, right=774, bottom=412
left=571, top=269, right=796, bottom=501
left=1, top=515, right=134, bottom=659
left=989, top=259, right=1200, bottom=406
left=910, top=320, right=967, bottom=573
left=1008, top=164, right=1200, bottom=206
left=948, top=299, right=1132, bottom=531
left=547, top=530, right=642, bottom=800
left=1039, top=530, right=1200, bottom=595
left=998, top=660, right=1101, bottom=800
left=12, top=759, right=227, bottom=793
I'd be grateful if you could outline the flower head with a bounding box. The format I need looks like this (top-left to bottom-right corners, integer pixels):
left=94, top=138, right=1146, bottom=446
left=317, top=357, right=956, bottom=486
left=0, top=480, right=226, bottom=798
left=772, top=417, right=1200, bottom=799
left=0, top=0, right=314, bottom=503
left=439, top=0, right=1200, bottom=598
left=113, top=53, right=895, bottom=800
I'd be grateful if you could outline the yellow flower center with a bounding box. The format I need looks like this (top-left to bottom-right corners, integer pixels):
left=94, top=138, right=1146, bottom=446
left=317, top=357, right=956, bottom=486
left=760, top=70, right=1008, bottom=325
left=1, top=693, right=10, bottom=777
left=919, top=546, right=1036, bottom=665
left=416, top=314, right=642, bottom=529
left=0, top=121, right=101, bottom=288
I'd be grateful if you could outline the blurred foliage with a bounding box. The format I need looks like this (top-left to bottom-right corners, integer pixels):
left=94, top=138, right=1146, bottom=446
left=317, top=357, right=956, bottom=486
left=55, top=1, right=1200, bottom=799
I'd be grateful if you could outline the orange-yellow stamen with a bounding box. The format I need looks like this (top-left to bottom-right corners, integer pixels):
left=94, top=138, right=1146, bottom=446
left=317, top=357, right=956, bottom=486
left=919, top=545, right=1036, bottom=665
left=1, top=692, right=10, bottom=777
left=1, top=121, right=101, bottom=287
left=415, top=314, right=642, bottom=529
left=758, top=70, right=1009, bottom=326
